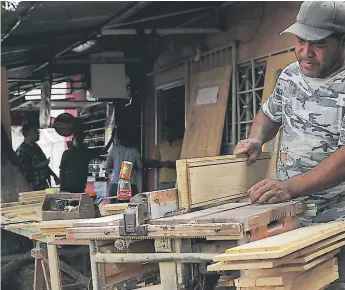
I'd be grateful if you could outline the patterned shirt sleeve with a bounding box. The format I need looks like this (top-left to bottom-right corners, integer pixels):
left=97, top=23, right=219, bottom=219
left=338, top=110, right=345, bottom=147
left=261, top=78, right=284, bottom=123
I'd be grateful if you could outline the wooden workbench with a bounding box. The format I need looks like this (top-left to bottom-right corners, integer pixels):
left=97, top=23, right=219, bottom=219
left=66, top=200, right=305, bottom=290
left=3, top=200, right=306, bottom=290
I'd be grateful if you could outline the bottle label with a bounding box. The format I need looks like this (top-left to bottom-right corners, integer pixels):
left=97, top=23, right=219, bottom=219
left=117, top=188, right=132, bottom=200
left=119, top=161, right=133, bottom=180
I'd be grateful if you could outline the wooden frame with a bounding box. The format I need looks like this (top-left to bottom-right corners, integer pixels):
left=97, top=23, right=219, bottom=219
left=176, top=152, right=275, bottom=209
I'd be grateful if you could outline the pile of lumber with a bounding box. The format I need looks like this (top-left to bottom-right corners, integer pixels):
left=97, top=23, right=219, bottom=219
left=208, top=222, right=345, bottom=290
left=102, top=203, right=129, bottom=216
left=1, top=202, right=42, bottom=222
left=18, top=190, right=46, bottom=204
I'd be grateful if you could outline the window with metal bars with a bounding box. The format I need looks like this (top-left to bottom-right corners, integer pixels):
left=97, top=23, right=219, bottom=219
left=222, top=60, right=267, bottom=152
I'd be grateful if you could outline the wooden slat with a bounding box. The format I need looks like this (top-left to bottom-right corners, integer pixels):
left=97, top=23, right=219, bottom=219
left=215, top=233, right=345, bottom=263
left=235, top=258, right=338, bottom=289
left=150, top=202, right=248, bottom=225
left=181, top=65, right=232, bottom=159
left=1, top=67, right=11, bottom=143
left=208, top=250, right=339, bottom=272
left=196, top=201, right=304, bottom=231
left=224, top=222, right=345, bottom=258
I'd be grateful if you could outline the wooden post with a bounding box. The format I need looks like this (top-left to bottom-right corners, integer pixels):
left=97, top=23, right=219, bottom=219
left=40, top=80, right=51, bottom=129
left=47, top=243, right=62, bottom=290
left=33, top=258, right=45, bottom=290
left=89, top=240, right=102, bottom=290
left=1, top=67, right=11, bottom=144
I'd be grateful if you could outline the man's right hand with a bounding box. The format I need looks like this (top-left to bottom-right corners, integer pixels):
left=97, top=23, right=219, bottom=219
left=233, top=137, right=262, bottom=165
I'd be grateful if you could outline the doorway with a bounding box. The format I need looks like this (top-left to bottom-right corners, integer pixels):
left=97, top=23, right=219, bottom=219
left=156, top=82, right=185, bottom=143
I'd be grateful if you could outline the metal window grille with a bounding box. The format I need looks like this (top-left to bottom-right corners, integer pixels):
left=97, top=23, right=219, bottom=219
left=223, top=59, right=267, bottom=148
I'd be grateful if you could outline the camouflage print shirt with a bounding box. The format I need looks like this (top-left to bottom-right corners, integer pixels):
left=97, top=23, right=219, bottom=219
left=261, top=61, right=345, bottom=218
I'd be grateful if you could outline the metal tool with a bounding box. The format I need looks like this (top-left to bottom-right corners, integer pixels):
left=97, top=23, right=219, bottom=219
left=119, top=193, right=149, bottom=236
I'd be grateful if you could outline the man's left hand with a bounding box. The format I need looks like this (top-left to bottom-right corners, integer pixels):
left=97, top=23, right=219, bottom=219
left=248, top=178, right=292, bottom=204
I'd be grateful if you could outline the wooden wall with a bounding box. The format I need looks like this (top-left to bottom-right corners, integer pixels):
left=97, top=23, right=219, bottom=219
left=144, top=2, right=301, bottom=191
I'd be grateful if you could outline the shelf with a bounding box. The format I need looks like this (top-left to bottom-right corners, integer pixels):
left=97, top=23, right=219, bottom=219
left=83, top=118, right=106, bottom=125
left=83, top=127, right=107, bottom=133
left=85, top=137, right=105, bottom=142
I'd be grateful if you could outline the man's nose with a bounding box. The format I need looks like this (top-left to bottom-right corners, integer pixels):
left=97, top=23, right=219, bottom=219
left=302, top=42, right=315, bottom=59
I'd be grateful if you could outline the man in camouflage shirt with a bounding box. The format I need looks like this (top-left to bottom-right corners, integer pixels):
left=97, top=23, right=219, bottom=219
left=234, top=1, right=345, bottom=286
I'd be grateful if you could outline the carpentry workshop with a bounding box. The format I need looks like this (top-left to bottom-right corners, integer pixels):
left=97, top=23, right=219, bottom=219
left=1, top=1, right=345, bottom=290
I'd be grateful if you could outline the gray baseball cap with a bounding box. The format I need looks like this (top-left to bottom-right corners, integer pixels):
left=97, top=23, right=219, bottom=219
left=281, top=1, right=345, bottom=41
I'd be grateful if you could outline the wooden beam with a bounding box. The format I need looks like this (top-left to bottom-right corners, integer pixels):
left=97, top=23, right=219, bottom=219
left=1, top=67, right=11, bottom=144
left=93, top=252, right=215, bottom=263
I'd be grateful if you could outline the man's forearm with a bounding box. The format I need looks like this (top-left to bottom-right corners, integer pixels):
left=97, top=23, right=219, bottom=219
left=286, top=146, right=345, bottom=198
left=144, top=159, right=163, bottom=169
left=49, top=167, right=58, bottom=179
left=249, top=111, right=281, bottom=144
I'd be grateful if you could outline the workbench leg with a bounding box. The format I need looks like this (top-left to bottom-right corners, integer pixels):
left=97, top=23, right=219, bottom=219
left=47, top=243, right=62, bottom=290
left=159, top=262, right=179, bottom=290
left=33, top=258, right=44, bottom=290
left=89, top=240, right=102, bottom=290
left=155, top=239, right=191, bottom=290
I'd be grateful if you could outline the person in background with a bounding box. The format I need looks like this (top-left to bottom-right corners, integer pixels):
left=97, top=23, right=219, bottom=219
left=145, top=120, right=183, bottom=190
left=16, top=123, right=60, bottom=191
left=59, top=131, right=113, bottom=193
left=106, top=127, right=142, bottom=203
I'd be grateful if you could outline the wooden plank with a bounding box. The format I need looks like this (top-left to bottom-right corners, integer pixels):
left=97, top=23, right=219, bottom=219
left=215, top=233, right=345, bottom=264
left=208, top=250, right=339, bottom=272
left=149, top=202, right=248, bottom=225
left=177, top=153, right=275, bottom=208
left=181, top=65, right=232, bottom=159
left=67, top=222, right=243, bottom=240
left=236, top=258, right=338, bottom=288
left=1, top=67, right=11, bottom=143
left=47, top=244, right=62, bottom=290
left=19, top=190, right=46, bottom=197
left=196, top=201, right=304, bottom=231
left=25, top=214, right=123, bottom=229
left=224, top=222, right=345, bottom=258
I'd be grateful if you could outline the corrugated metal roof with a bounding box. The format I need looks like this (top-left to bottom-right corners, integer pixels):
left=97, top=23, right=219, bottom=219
left=1, top=1, right=226, bottom=109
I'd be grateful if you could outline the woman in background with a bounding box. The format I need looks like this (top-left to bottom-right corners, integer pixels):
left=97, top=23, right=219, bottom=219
left=106, top=127, right=142, bottom=203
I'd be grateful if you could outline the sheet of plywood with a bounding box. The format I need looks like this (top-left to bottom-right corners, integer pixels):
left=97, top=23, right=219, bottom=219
left=262, top=51, right=296, bottom=153
left=181, top=65, right=232, bottom=159
left=177, top=153, right=275, bottom=208
left=224, top=222, right=345, bottom=258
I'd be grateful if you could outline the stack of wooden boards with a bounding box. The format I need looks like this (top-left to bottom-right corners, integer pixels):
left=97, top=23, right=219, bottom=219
left=1, top=202, right=42, bottom=223
left=5, top=214, right=123, bottom=238
left=18, top=190, right=46, bottom=204
left=208, top=222, right=345, bottom=290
